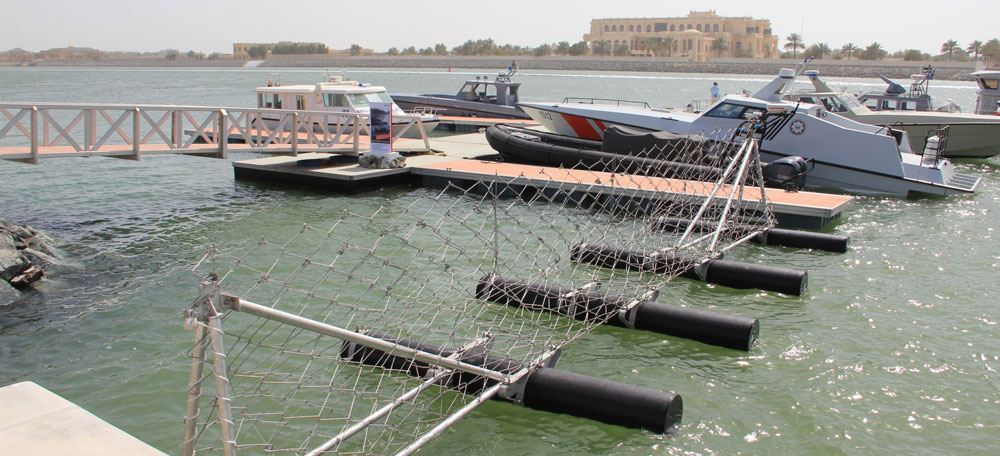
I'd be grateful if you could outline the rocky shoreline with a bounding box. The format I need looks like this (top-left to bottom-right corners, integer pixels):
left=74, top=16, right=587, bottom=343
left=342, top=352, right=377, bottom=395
left=1, top=220, right=63, bottom=305
left=10, top=56, right=981, bottom=81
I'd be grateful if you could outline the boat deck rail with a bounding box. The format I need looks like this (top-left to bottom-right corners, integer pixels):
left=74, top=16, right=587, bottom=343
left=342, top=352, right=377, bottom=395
left=561, top=97, right=651, bottom=109
left=0, top=102, right=432, bottom=163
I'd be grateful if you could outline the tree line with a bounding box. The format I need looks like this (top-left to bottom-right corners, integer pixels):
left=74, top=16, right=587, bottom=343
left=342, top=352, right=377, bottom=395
left=354, top=39, right=591, bottom=57
left=783, top=34, right=1000, bottom=62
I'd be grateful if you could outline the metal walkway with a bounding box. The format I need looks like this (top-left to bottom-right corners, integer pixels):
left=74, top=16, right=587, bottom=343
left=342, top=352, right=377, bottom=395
left=0, top=102, right=433, bottom=164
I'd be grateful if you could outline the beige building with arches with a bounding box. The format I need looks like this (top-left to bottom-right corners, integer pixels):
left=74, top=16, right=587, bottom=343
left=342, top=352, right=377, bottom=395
left=583, top=11, right=778, bottom=61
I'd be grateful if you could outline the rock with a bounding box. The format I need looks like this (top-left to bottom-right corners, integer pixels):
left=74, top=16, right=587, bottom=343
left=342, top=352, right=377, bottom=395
left=0, top=279, right=21, bottom=305
left=9, top=264, right=44, bottom=290
left=0, top=233, right=28, bottom=282
left=1, top=221, right=67, bottom=292
left=22, top=247, right=63, bottom=269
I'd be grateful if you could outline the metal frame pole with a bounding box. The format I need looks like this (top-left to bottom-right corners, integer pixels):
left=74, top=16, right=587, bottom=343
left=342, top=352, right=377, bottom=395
left=181, top=323, right=209, bottom=456
left=225, top=297, right=507, bottom=381
left=208, top=313, right=236, bottom=456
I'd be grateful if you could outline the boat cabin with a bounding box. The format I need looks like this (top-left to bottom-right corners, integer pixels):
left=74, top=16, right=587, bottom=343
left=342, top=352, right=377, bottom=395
left=455, top=76, right=521, bottom=107
left=973, top=70, right=1000, bottom=115
left=856, top=68, right=940, bottom=112
left=254, top=75, right=403, bottom=115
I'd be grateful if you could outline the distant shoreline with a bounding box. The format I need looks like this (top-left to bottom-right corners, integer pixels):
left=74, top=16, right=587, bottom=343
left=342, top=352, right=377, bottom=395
left=3, top=56, right=981, bottom=80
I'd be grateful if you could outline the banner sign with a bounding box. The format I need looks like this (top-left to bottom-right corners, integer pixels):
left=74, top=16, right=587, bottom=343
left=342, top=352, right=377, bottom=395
left=369, top=102, right=393, bottom=155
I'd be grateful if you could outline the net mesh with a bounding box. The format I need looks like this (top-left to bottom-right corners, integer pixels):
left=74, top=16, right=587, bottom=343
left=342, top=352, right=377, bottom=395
left=183, top=123, right=776, bottom=455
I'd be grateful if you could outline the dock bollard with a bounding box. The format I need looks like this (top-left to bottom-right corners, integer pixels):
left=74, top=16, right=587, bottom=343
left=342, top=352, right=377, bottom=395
left=340, top=334, right=682, bottom=433
left=571, top=242, right=808, bottom=296
left=651, top=216, right=849, bottom=253
left=476, top=275, right=759, bottom=350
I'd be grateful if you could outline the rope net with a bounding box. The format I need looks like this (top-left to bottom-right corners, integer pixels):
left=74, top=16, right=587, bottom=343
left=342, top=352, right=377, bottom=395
left=183, top=124, right=775, bottom=455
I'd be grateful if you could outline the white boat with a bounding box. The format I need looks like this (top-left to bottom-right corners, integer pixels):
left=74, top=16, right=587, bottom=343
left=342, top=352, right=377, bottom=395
left=787, top=70, right=1000, bottom=159
left=517, top=69, right=980, bottom=196
left=254, top=74, right=439, bottom=139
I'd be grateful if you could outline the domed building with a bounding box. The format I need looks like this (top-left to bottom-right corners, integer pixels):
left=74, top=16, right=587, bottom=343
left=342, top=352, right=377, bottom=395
left=583, top=10, right=778, bottom=61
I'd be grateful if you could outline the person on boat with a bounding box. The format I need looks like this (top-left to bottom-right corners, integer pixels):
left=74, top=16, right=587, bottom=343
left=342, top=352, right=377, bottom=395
left=710, top=82, right=720, bottom=104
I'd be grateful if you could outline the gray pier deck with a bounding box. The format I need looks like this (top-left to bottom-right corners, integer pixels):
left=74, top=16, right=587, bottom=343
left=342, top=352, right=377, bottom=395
left=232, top=132, right=852, bottom=229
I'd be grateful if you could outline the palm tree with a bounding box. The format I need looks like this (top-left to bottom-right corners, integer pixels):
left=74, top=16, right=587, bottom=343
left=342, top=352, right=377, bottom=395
left=784, top=33, right=805, bottom=58
left=984, top=38, right=1000, bottom=62
left=592, top=40, right=612, bottom=56
left=841, top=43, right=858, bottom=60
left=863, top=42, right=885, bottom=60
left=659, top=37, right=675, bottom=57
left=807, top=42, right=831, bottom=59
left=710, top=37, right=728, bottom=57
left=641, top=38, right=660, bottom=56
left=967, top=40, right=984, bottom=61
left=941, top=39, right=960, bottom=61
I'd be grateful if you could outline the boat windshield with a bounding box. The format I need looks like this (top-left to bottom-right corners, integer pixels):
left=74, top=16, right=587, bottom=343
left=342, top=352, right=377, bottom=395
left=347, top=91, right=393, bottom=107
left=703, top=102, right=764, bottom=119
left=323, top=93, right=349, bottom=107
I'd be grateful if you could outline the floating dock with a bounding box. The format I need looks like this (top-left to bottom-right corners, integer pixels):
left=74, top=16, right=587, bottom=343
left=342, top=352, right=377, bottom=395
left=233, top=133, right=852, bottom=229
left=0, top=381, right=166, bottom=456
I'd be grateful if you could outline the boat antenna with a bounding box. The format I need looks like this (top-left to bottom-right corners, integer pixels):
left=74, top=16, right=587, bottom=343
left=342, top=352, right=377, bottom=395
left=497, top=61, right=517, bottom=83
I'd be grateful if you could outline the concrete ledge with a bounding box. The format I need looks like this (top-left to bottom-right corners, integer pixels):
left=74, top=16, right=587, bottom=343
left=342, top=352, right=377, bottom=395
left=0, top=381, right=166, bottom=456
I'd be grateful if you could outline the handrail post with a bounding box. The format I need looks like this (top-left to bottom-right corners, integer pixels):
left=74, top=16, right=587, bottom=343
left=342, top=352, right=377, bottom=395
left=291, top=111, right=299, bottom=156
left=30, top=106, right=39, bottom=164
left=85, top=108, right=96, bottom=151
left=132, top=107, right=141, bottom=160
left=172, top=110, right=182, bottom=149
left=351, top=114, right=361, bottom=155
left=218, top=109, right=228, bottom=159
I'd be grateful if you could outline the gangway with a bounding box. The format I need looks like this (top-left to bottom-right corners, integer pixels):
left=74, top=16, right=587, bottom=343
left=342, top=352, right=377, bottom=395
left=0, top=102, right=433, bottom=164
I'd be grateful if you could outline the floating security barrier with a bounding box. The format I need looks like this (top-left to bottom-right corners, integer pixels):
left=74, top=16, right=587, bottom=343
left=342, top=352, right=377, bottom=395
left=571, top=242, right=807, bottom=296
left=340, top=334, right=683, bottom=434
left=476, top=275, right=759, bottom=351
left=651, top=216, right=849, bottom=253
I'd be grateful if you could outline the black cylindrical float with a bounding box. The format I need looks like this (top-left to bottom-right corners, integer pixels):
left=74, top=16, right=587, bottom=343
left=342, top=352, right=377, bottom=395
left=571, top=243, right=701, bottom=279
left=764, top=228, right=849, bottom=253
left=477, top=275, right=758, bottom=350
left=523, top=367, right=682, bottom=434
left=651, top=216, right=849, bottom=253
left=632, top=302, right=758, bottom=351
left=476, top=275, right=620, bottom=324
left=704, top=259, right=807, bottom=296
left=572, top=242, right=807, bottom=295
left=341, top=334, right=682, bottom=433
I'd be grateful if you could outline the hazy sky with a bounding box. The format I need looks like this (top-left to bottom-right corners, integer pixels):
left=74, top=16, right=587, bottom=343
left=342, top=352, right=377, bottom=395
left=2, top=0, right=998, bottom=55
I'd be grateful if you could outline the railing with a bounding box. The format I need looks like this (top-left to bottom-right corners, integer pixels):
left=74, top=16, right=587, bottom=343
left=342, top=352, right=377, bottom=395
left=561, top=97, right=651, bottom=109
left=0, top=102, right=432, bottom=164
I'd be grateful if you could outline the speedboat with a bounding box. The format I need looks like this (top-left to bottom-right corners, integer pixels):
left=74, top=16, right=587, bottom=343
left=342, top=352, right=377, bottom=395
left=857, top=66, right=961, bottom=113
left=787, top=70, right=1000, bottom=158
left=254, top=74, right=439, bottom=139
left=518, top=69, right=980, bottom=196
left=392, top=64, right=531, bottom=119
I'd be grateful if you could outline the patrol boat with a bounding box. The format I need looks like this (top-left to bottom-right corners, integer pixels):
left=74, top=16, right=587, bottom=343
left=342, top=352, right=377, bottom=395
left=517, top=69, right=980, bottom=196
left=787, top=70, right=1000, bottom=158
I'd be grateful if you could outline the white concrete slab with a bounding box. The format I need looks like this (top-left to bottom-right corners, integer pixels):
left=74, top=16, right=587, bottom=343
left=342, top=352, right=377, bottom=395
left=0, top=381, right=167, bottom=456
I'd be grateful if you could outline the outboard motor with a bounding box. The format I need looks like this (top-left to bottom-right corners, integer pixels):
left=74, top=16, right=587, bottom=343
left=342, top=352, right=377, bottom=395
left=763, top=156, right=810, bottom=191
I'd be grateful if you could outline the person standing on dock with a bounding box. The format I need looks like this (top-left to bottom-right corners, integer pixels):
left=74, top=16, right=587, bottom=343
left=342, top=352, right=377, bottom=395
left=710, top=82, right=720, bottom=104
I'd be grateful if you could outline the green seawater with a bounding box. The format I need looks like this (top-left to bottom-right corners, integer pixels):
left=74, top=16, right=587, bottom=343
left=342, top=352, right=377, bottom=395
left=0, top=67, right=998, bottom=454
